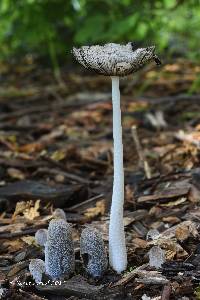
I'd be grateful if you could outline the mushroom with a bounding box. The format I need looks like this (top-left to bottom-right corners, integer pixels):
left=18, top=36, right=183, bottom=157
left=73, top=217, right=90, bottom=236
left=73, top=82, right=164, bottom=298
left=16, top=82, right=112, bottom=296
left=35, top=229, right=48, bottom=247
left=29, top=259, right=46, bottom=284
left=45, top=219, right=75, bottom=280
left=72, top=42, right=161, bottom=273
left=52, top=208, right=66, bottom=221
left=148, top=246, right=165, bottom=269
left=80, top=227, right=108, bottom=278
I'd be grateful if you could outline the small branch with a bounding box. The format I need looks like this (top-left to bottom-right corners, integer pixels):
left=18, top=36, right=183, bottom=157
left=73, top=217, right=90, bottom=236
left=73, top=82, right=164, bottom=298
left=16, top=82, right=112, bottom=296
left=41, top=157, right=91, bottom=184
left=68, top=194, right=104, bottom=212
left=131, top=125, right=151, bottom=179
left=0, top=228, right=40, bottom=239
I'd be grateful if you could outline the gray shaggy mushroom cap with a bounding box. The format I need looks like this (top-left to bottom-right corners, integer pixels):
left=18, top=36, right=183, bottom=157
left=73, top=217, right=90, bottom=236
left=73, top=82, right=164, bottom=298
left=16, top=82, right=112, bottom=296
left=45, top=219, right=75, bottom=280
left=35, top=229, right=48, bottom=247
left=72, top=43, right=160, bottom=76
left=29, top=259, right=45, bottom=284
left=80, top=227, right=108, bottom=278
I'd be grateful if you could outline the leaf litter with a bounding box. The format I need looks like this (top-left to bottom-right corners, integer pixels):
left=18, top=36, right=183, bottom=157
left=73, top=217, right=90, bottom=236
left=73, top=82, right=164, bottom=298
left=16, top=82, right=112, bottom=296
left=0, top=59, right=200, bottom=299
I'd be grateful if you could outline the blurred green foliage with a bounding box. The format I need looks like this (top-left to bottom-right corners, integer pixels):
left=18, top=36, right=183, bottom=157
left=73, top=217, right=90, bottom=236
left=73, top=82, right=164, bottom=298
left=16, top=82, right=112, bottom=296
left=0, top=0, right=200, bottom=66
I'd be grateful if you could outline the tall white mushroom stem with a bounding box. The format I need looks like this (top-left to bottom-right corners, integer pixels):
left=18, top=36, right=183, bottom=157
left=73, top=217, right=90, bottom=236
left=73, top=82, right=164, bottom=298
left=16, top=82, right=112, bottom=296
left=109, top=76, right=127, bottom=273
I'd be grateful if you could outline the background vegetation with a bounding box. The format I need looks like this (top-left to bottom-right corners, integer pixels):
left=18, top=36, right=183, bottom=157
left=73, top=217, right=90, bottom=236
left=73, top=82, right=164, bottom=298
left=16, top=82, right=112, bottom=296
left=0, top=0, right=200, bottom=69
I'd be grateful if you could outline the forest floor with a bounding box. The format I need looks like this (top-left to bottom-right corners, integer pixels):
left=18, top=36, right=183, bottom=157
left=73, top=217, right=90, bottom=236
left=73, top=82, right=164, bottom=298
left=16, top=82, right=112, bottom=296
left=0, top=58, right=200, bottom=299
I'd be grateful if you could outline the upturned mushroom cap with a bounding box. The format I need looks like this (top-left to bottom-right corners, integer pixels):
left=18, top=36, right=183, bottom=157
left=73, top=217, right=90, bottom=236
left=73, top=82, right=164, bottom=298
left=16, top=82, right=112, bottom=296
left=72, top=42, right=161, bottom=76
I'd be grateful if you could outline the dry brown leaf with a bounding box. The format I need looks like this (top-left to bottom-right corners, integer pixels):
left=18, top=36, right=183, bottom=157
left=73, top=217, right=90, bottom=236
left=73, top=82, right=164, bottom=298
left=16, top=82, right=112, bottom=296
left=7, top=168, right=25, bottom=180
left=149, top=206, right=162, bottom=217
left=188, top=185, right=200, bottom=203
left=7, top=261, right=29, bottom=278
left=84, top=200, right=105, bottom=218
left=159, top=221, right=198, bottom=240
left=165, top=249, right=176, bottom=260
left=13, top=201, right=29, bottom=218
left=0, top=270, right=6, bottom=283
left=19, top=142, right=44, bottom=153
left=138, top=190, right=189, bottom=203
left=162, top=216, right=180, bottom=224
left=23, top=199, right=40, bottom=220
left=21, top=236, right=36, bottom=245
left=125, top=184, right=134, bottom=203
left=13, top=200, right=40, bottom=220
left=51, top=150, right=66, bottom=161
left=3, top=239, right=24, bottom=253
left=132, top=238, right=148, bottom=249
left=149, top=238, right=188, bottom=259
left=160, top=197, right=187, bottom=207
left=175, top=224, right=190, bottom=241
left=175, top=221, right=199, bottom=241
left=123, top=217, right=135, bottom=227
left=175, top=244, right=188, bottom=259
left=0, top=223, right=25, bottom=233
left=54, top=174, right=65, bottom=183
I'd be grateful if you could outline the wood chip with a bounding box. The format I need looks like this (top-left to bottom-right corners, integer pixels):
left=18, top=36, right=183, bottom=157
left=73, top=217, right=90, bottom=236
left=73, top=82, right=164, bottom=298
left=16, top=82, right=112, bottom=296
left=37, top=275, right=103, bottom=298
left=137, top=187, right=189, bottom=203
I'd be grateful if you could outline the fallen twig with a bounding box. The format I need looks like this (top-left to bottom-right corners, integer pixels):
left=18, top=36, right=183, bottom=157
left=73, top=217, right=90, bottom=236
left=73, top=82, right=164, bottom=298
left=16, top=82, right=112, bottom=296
left=131, top=125, right=151, bottom=179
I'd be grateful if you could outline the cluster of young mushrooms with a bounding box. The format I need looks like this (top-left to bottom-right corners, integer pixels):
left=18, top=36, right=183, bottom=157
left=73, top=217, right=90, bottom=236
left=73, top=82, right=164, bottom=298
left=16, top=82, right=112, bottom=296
left=30, top=208, right=107, bottom=283
left=29, top=42, right=161, bottom=283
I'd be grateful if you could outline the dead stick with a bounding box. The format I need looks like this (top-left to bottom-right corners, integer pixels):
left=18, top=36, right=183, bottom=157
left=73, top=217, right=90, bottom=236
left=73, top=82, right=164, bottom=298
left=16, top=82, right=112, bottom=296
left=68, top=194, right=104, bottom=212
left=0, top=228, right=44, bottom=239
left=41, top=157, right=91, bottom=184
left=131, top=125, right=151, bottom=179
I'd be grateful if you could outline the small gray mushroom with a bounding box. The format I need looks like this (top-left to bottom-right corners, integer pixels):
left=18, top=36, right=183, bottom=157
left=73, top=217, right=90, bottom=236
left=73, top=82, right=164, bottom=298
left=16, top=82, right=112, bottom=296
left=149, top=246, right=165, bottom=269
left=45, top=219, right=75, bottom=280
left=53, top=208, right=66, bottom=221
left=29, top=259, right=45, bottom=284
left=146, top=229, right=160, bottom=241
left=80, top=227, right=108, bottom=278
left=35, top=229, right=48, bottom=247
